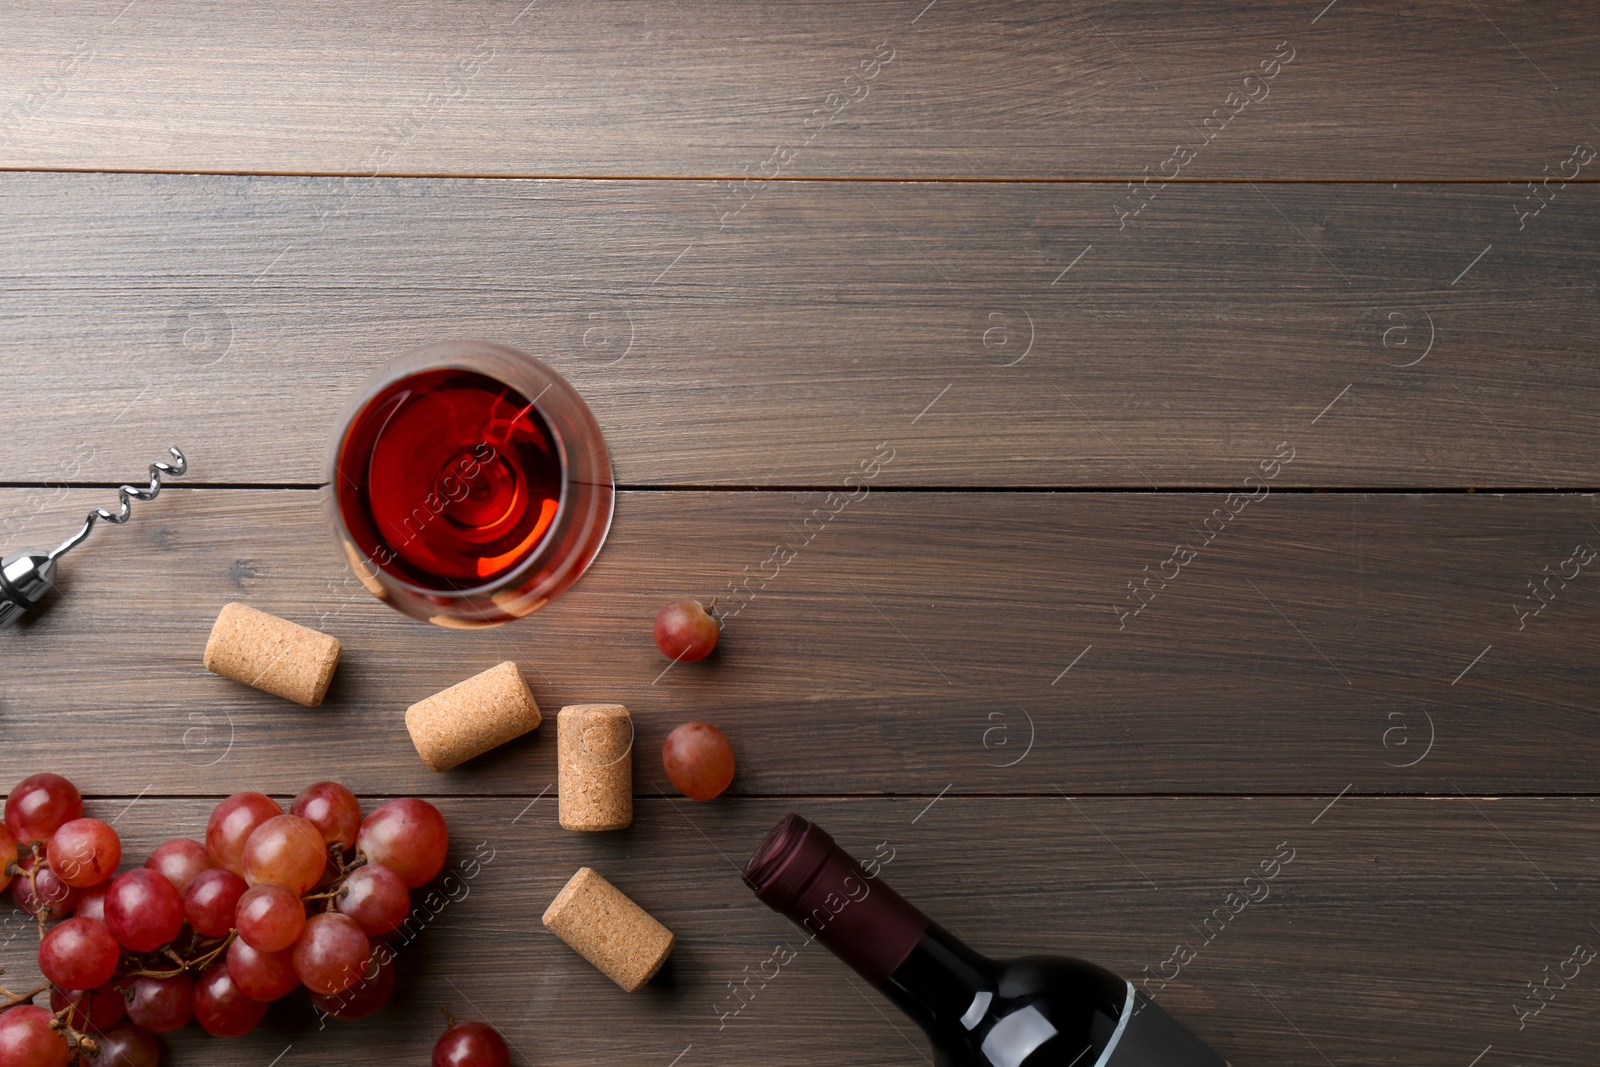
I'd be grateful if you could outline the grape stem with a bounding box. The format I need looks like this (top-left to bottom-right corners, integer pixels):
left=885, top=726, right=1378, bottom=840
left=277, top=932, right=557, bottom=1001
left=119, top=930, right=236, bottom=979
left=0, top=983, right=47, bottom=1009
left=48, top=998, right=100, bottom=1064
left=24, top=845, right=47, bottom=940
left=300, top=888, right=345, bottom=902
left=303, top=847, right=364, bottom=913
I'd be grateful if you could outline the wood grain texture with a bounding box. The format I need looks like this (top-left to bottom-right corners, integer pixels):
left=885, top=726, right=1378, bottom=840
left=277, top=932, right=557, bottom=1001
left=0, top=796, right=1587, bottom=1066
left=3, top=4, right=1596, bottom=1064
left=0, top=1, right=1595, bottom=179
left=1, top=173, right=1597, bottom=487
left=3, top=488, right=1596, bottom=795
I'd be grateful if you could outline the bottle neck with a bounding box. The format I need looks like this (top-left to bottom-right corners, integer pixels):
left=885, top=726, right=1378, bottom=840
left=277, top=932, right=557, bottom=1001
left=743, top=814, right=996, bottom=1032
left=743, top=814, right=932, bottom=983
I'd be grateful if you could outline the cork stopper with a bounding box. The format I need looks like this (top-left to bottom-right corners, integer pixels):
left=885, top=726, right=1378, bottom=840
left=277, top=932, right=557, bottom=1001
left=203, top=602, right=341, bottom=707
left=405, top=661, right=541, bottom=772
left=542, top=867, right=674, bottom=992
left=557, top=704, right=633, bottom=831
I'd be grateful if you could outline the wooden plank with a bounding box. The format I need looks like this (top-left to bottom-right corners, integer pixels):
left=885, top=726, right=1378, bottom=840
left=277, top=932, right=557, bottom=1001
left=0, top=795, right=1587, bottom=1065
left=1, top=174, right=1597, bottom=487
left=0, top=1, right=1595, bottom=179
left=3, top=488, right=1596, bottom=795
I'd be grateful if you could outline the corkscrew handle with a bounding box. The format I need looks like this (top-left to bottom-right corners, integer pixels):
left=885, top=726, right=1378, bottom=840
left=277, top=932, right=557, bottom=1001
left=0, top=447, right=187, bottom=630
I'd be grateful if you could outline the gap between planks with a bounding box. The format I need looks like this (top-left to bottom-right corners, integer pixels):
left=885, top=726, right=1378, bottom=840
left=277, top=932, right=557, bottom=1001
left=4, top=166, right=1600, bottom=184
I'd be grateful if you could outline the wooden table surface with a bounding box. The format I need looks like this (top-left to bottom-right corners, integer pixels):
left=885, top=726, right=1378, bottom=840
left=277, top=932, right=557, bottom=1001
left=3, top=2, right=1598, bottom=1064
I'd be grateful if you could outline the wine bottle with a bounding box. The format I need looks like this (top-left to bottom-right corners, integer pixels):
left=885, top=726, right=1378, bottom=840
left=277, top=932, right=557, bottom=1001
left=743, top=814, right=1229, bottom=1067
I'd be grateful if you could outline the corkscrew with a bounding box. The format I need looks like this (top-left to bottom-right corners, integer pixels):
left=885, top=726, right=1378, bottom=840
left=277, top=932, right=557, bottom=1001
left=0, top=447, right=187, bottom=630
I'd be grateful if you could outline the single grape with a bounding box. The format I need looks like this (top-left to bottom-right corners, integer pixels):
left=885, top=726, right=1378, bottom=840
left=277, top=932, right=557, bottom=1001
left=356, top=799, right=448, bottom=889
left=433, top=1020, right=513, bottom=1067
left=291, top=912, right=370, bottom=995
left=290, top=782, right=362, bottom=852
left=46, top=818, right=122, bottom=889
left=336, top=864, right=410, bottom=937
left=0, top=1003, right=70, bottom=1067
left=183, top=868, right=248, bottom=939
left=662, top=721, right=736, bottom=800
left=310, top=948, right=395, bottom=1022
left=226, top=938, right=299, bottom=1002
left=192, top=962, right=267, bottom=1037
left=12, top=853, right=78, bottom=921
left=653, top=598, right=719, bottom=661
left=5, top=772, right=82, bottom=845
left=143, top=838, right=211, bottom=894
left=124, top=973, right=193, bottom=1032
left=233, top=882, right=305, bottom=952
left=50, top=981, right=128, bottom=1032
left=104, top=869, right=185, bottom=953
left=81, top=1022, right=161, bottom=1067
left=0, top=823, right=16, bottom=894
left=241, top=814, right=326, bottom=896
left=204, top=793, right=282, bottom=874
left=38, top=916, right=120, bottom=989
left=75, top=882, right=109, bottom=923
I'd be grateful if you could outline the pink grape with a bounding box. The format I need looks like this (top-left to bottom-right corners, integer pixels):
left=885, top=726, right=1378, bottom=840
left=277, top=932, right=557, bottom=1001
left=144, top=838, right=211, bottom=893
left=204, top=793, right=282, bottom=874
left=104, top=869, right=184, bottom=953
left=292, top=912, right=370, bottom=995
left=311, top=947, right=395, bottom=1021
left=82, top=1022, right=161, bottom=1067
left=0, top=824, right=16, bottom=893
left=242, top=814, right=326, bottom=896
left=38, top=916, right=120, bottom=989
left=184, top=868, right=247, bottom=939
left=192, top=963, right=267, bottom=1037
left=357, top=799, right=448, bottom=888
left=653, top=598, right=719, bottom=662
left=124, top=973, right=192, bottom=1032
left=226, top=938, right=299, bottom=1002
left=51, top=982, right=128, bottom=1033
left=337, top=864, right=410, bottom=936
left=0, top=1003, right=70, bottom=1067
left=12, top=853, right=77, bottom=921
left=5, top=772, right=82, bottom=845
left=291, top=782, right=362, bottom=851
left=433, top=1021, right=512, bottom=1067
left=662, top=721, right=736, bottom=800
left=47, top=818, right=122, bottom=888
left=234, top=882, right=305, bottom=952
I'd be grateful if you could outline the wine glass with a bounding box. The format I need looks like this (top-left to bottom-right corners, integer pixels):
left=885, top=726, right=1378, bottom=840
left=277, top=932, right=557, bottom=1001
left=326, top=340, right=613, bottom=628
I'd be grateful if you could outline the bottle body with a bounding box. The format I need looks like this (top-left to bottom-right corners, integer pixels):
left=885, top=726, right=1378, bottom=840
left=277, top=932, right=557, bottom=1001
left=743, top=815, right=1228, bottom=1067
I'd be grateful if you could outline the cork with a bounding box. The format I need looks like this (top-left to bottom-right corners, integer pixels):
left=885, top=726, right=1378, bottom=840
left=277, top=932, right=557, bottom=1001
left=203, top=602, right=341, bottom=707
left=405, top=661, right=541, bottom=772
left=542, top=867, right=674, bottom=992
left=557, top=704, right=633, bottom=831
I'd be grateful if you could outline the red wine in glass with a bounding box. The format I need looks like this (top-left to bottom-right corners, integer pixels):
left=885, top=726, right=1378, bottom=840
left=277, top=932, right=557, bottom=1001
left=328, top=342, right=613, bottom=627
left=337, top=368, right=562, bottom=589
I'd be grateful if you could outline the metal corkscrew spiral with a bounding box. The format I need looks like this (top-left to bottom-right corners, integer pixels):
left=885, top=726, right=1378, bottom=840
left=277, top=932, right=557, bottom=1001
left=0, top=446, right=187, bottom=630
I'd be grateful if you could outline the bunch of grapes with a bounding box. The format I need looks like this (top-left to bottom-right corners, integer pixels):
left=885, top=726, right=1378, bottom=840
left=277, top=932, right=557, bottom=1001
left=0, top=773, right=449, bottom=1066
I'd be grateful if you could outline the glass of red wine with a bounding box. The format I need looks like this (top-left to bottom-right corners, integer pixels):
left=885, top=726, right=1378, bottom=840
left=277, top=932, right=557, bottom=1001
left=327, top=341, right=614, bottom=628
